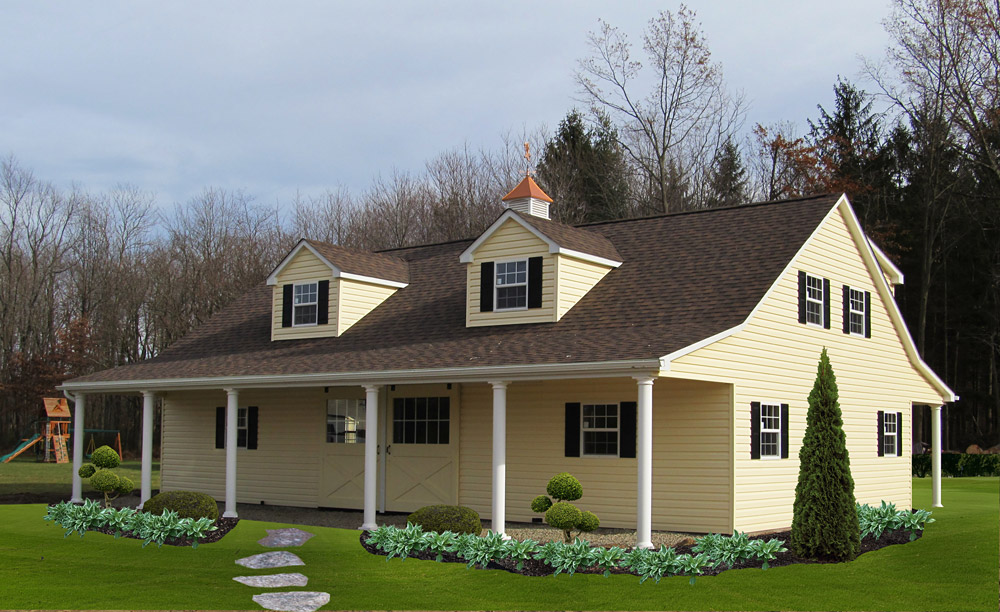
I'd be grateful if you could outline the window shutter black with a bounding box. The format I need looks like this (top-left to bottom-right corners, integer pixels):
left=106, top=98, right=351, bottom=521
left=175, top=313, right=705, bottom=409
left=247, top=406, right=259, bottom=450
left=877, top=411, right=885, bottom=456
left=281, top=284, right=293, bottom=327
left=215, top=407, right=225, bottom=449
left=797, top=271, right=807, bottom=324
left=480, top=262, right=494, bottom=312
left=527, top=256, right=543, bottom=309
left=564, top=403, right=581, bottom=457
left=842, top=285, right=851, bottom=334
left=823, top=278, right=831, bottom=329
left=619, top=401, right=637, bottom=458
left=865, top=291, right=872, bottom=338
left=750, top=402, right=761, bottom=459
left=896, top=411, right=903, bottom=456
left=317, top=280, right=329, bottom=325
left=780, top=404, right=790, bottom=459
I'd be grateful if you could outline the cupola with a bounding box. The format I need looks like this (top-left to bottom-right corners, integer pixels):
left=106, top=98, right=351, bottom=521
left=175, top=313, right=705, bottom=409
left=501, top=175, right=553, bottom=219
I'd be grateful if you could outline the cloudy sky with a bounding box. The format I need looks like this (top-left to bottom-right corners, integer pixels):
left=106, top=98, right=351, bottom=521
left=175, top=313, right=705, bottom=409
left=0, top=1, right=894, bottom=208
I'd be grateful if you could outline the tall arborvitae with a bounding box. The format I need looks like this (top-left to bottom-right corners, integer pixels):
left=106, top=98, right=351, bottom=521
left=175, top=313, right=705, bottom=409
left=790, top=348, right=860, bottom=561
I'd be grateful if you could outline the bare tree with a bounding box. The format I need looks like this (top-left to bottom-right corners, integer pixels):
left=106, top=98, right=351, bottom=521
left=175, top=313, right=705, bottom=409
left=745, top=123, right=823, bottom=201
left=289, top=187, right=356, bottom=245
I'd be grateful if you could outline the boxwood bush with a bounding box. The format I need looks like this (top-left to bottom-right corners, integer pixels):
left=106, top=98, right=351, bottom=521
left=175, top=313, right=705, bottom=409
left=407, top=504, right=481, bottom=535
left=142, top=490, right=219, bottom=521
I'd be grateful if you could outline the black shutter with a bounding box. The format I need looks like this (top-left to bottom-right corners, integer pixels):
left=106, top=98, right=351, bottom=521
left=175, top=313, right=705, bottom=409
left=527, top=256, right=543, bottom=309
left=750, top=402, right=761, bottom=459
left=619, top=401, right=637, bottom=459
left=843, top=285, right=851, bottom=334
left=780, top=404, right=789, bottom=459
left=565, top=403, right=581, bottom=457
left=215, top=407, right=225, bottom=449
left=877, top=411, right=885, bottom=456
left=823, top=278, right=831, bottom=329
left=247, top=406, right=259, bottom=450
left=281, top=284, right=293, bottom=327
left=865, top=291, right=872, bottom=338
left=317, top=280, right=329, bottom=325
left=480, top=262, right=494, bottom=312
left=896, top=411, right=903, bottom=456
left=797, top=272, right=807, bottom=324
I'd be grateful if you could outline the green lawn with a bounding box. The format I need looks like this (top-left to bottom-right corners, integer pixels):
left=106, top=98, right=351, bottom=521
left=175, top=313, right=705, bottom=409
left=0, top=477, right=996, bottom=611
left=0, top=459, right=160, bottom=496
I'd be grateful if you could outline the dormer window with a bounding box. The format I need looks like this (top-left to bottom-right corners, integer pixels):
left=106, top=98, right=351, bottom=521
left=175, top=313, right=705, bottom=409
left=293, top=282, right=319, bottom=326
left=495, top=260, right=528, bottom=311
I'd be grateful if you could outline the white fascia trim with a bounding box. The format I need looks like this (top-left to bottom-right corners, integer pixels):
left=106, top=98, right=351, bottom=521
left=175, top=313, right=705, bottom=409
left=339, top=272, right=408, bottom=288
left=558, top=248, right=622, bottom=269
left=58, top=359, right=664, bottom=394
left=658, top=323, right=746, bottom=370
left=265, top=240, right=407, bottom=289
left=869, top=240, right=905, bottom=285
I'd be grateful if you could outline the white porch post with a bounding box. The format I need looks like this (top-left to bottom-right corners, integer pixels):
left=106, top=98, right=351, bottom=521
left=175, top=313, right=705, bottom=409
left=931, top=404, right=943, bottom=508
left=490, top=381, right=509, bottom=537
left=223, top=388, right=239, bottom=518
left=361, top=384, right=380, bottom=530
left=139, top=390, right=155, bottom=508
left=70, top=393, right=86, bottom=503
left=635, top=376, right=655, bottom=549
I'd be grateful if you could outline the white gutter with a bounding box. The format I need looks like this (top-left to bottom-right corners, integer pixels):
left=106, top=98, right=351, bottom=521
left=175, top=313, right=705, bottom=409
left=58, top=358, right=663, bottom=393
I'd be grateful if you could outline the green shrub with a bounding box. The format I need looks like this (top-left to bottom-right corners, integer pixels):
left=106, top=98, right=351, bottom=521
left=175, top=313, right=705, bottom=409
left=531, top=472, right=601, bottom=543
left=90, top=445, right=121, bottom=469
left=578, top=510, right=600, bottom=532
left=77, top=463, right=96, bottom=478
left=89, top=470, right=120, bottom=493
left=545, top=501, right=582, bottom=531
left=530, top=495, right=552, bottom=513
left=546, top=472, right=583, bottom=501
left=406, top=504, right=481, bottom=535
left=143, top=490, right=220, bottom=521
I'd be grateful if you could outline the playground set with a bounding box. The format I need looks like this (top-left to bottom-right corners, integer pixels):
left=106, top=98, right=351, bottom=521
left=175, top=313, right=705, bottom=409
left=0, top=398, right=122, bottom=464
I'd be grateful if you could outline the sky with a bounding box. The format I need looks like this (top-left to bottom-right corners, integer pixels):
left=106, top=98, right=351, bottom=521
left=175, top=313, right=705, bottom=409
left=0, top=1, right=896, bottom=209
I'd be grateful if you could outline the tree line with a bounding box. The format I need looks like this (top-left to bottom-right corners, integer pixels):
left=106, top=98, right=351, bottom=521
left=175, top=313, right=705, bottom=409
left=0, top=0, right=995, bottom=455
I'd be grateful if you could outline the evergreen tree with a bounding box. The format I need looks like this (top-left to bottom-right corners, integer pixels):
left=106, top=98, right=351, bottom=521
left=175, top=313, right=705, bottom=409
left=790, top=348, right=860, bottom=561
left=704, top=138, right=748, bottom=208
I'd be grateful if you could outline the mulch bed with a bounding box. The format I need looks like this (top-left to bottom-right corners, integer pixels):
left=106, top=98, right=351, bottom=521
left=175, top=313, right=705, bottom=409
left=359, top=528, right=921, bottom=578
left=89, top=516, right=240, bottom=547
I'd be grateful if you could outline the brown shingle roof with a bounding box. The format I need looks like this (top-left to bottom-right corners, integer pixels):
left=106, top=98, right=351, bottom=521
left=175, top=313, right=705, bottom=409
left=514, top=212, right=622, bottom=263
left=66, top=194, right=841, bottom=385
left=299, top=239, right=409, bottom=284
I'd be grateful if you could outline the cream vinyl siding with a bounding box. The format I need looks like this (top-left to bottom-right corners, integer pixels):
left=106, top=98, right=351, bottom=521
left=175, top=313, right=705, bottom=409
left=667, top=203, right=942, bottom=533
left=271, top=249, right=338, bottom=341
left=338, top=278, right=397, bottom=335
left=160, top=389, right=324, bottom=507
left=458, top=377, right=732, bottom=533
left=466, top=218, right=555, bottom=326
left=554, top=254, right=614, bottom=320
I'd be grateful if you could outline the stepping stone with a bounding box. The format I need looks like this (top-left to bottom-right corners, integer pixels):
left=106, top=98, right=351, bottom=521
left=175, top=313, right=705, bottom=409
left=235, top=551, right=305, bottom=569
left=258, top=527, right=315, bottom=547
left=233, top=573, right=308, bottom=588
left=252, top=591, right=330, bottom=612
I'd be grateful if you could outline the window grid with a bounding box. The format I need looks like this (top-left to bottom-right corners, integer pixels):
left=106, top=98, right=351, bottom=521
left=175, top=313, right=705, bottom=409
left=884, top=412, right=897, bottom=456
left=293, top=282, right=318, bottom=326
left=495, top=260, right=527, bottom=311
left=805, top=274, right=824, bottom=326
left=760, top=403, right=781, bottom=458
left=236, top=407, right=248, bottom=448
left=392, top=397, right=450, bottom=445
left=582, top=403, right=619, bottom=456
left=849, top=288, right=866, bottom=335
left=327, top=399, right=366, bottom=444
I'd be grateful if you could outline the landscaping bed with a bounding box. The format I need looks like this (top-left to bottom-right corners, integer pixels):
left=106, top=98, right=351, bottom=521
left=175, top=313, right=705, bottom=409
left=91, top=515, right=238, bottom=546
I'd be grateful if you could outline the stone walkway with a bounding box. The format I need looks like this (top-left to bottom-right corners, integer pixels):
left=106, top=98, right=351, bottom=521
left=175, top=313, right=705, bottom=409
left=234, top=527, right=329, bottom=612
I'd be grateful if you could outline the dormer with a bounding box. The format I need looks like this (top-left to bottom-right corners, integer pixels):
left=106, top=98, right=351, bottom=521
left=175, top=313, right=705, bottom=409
left=460, top=177, right=623, bottom=327
left=266, top=239, right=408, bottom=341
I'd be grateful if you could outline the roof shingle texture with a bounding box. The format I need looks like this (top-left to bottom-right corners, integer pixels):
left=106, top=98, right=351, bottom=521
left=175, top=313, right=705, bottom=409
left=514, top=212, right=623, bottom=263
left=302, top=239, right=409, bottom=283
left=68, top=194, right=839, bottom=384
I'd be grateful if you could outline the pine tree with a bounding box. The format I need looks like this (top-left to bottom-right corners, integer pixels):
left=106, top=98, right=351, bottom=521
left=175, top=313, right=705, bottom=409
left=790, top=348, right=860, bottom=561
left=705, top=138, right=748, bottom=208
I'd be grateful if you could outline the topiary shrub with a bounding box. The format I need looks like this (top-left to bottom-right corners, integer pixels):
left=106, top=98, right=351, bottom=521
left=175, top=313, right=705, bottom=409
left=78, top=445, right=133, bottom=508
left=407, top=504, right=481, bottom=535
left=531, top=473, right=600, bottom=543
left=142, top=490, right=220, bottom=521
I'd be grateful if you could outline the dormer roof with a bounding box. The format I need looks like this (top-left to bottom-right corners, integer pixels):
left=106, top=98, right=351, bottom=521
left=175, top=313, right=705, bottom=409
left=266, top=238, right=409, bottom=287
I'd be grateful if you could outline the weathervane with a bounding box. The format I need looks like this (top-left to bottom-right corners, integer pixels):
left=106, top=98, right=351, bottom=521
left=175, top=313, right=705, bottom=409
left=523, top=141, right=533, bottom=177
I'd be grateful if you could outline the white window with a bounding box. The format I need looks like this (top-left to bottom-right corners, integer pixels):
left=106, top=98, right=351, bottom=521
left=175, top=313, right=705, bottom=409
left=805, top=274, right=824, bottom=326
left=236, top=407, right=248, bottom=449
left=849, top=287, right=866, bottom=335
left=495, top=260, right=527, bottom=311
left=883, top=412, right=897, bottom=456
left=760, top=403, right=781, bottom=458
left=327, top=399, right=366, bottom=444
left=293, top=282, right=318, bottom=326
left=582, top=403, right=619, bottom=456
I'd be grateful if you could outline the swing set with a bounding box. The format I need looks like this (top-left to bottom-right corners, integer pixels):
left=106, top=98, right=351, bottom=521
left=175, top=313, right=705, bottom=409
left=0, top=398, right=123, bottom=464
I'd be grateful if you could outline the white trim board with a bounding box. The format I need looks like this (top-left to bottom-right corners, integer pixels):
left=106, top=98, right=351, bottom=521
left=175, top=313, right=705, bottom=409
left=266, top=239, right=408, bottom=289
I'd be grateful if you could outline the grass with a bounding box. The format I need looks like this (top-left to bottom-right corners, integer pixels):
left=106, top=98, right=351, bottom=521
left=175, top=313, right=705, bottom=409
left=0, top=477, right=996, bottom=611
left=0, top=458, right=160, bottom=496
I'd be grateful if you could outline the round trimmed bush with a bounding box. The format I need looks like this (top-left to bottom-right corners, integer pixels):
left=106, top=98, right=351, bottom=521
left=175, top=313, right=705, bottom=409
left=545, top=501, right=582, bottom=531
left=115, top=475, right=135, bottom=496
left=90, top=445, right=121, bottom=469
left=89, top=469, right=120, bottom=493
left=578, top=510, right=600, bottom=532
left=546, top=472, right=583, bottom=501
left=530, top=494, right=553, bottom=513
left=143, top=490, right=220, bottom=521
left=407, top=504, right=481, bottom=535
left=78, top=463, right=96, bottom=478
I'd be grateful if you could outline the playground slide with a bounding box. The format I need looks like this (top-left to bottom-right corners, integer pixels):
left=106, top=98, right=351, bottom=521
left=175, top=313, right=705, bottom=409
left=1, top=434, right=42, bottom=464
